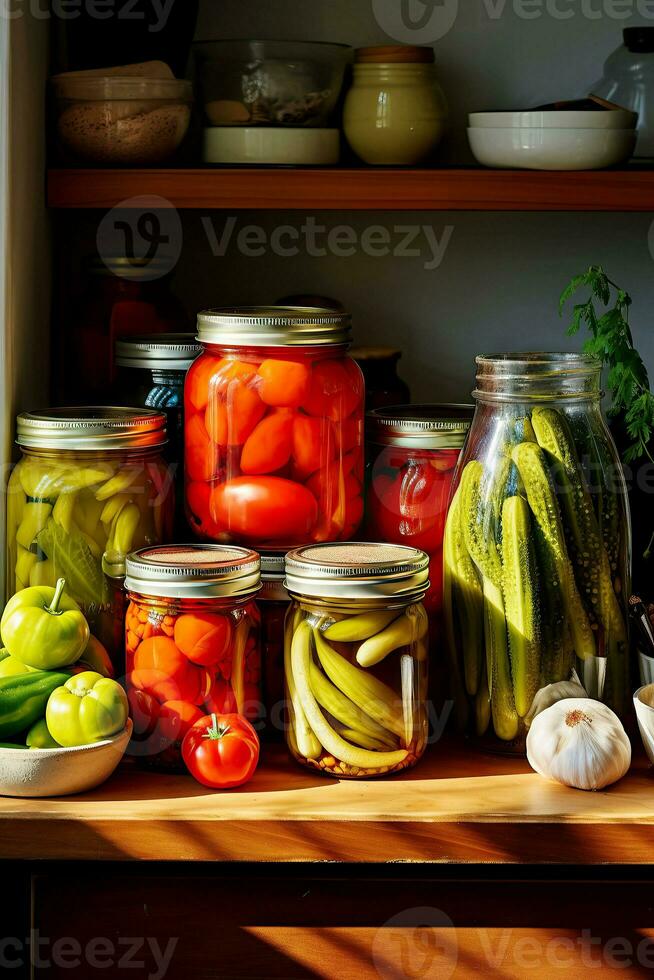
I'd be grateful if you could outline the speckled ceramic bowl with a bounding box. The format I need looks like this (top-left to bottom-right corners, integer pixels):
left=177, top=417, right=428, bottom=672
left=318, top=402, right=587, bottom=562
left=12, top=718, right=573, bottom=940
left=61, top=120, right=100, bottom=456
left=0, top=720, right=132, bottom=798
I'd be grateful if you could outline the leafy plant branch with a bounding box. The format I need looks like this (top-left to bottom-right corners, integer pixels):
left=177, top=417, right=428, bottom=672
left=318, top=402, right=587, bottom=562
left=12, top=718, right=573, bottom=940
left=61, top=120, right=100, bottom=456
left=560, top=265, right=654, bottom=465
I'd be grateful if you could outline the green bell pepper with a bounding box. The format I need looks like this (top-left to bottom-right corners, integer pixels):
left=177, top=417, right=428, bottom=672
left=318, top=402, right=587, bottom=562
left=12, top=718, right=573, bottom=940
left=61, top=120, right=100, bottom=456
left=0, top=670, right=71, bottom=740
left=46, top=671, right=128, bottom=747
left=26, top=718, right=60, bottom=749
left=1, top=578, right=89, bottom=670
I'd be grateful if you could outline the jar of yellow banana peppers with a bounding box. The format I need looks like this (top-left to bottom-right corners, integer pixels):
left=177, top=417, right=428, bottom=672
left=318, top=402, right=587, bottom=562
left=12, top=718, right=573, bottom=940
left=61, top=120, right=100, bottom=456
left=7, top=408, right=174, bottom=671
left=283, top=542, right=430, bottom=778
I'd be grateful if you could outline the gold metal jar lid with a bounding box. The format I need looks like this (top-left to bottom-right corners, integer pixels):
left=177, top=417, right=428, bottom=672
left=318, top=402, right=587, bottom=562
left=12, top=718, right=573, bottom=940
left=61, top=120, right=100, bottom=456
left=16, top=407, right=167, bottom=451
left=115, top=334, right=202, bottom=372
left=285, top=542, right=429, bottom=602
left=367, top=403, right=473, bottom=450
left=125, top=544, right=261, bottom=600
left=196, top=306, right=352, bottom=347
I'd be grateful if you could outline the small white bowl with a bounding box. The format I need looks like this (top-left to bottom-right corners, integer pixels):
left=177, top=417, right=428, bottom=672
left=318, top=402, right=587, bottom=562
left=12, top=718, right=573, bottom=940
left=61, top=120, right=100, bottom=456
left=634, top=686, right=654, bottom=765
left=469, top=109, right=638, bottom=130
left=467, top=126, right=636, bottom=170
left=0, top=720, right=132, bottom=798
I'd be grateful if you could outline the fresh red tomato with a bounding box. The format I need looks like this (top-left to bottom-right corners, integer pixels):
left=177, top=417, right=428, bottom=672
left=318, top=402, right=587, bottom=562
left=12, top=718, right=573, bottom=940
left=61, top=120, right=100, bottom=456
left=211, top=476, right=318, bottom=542
left=182, top=712, right=260, bottom=789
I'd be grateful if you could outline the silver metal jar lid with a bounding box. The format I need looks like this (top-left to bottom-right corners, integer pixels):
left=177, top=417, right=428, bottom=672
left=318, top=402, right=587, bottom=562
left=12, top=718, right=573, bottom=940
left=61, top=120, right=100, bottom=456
left=16, top=407, right=167, bottom=451
left=115, top=334, right=202, bottom=372
left=196, top=306, right=352, bottom=347
left=285, top=542, right=429, bottom=602
left=367, top=403, right=473, bottom=450
left=125, top=544, right=261, bottom=600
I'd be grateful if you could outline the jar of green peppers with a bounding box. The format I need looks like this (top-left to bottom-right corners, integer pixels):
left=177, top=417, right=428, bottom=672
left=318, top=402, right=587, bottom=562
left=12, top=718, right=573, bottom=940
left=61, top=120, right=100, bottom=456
left=443, top=353, right=630, bottom=751
left=7, top=408, right=174, bottom=671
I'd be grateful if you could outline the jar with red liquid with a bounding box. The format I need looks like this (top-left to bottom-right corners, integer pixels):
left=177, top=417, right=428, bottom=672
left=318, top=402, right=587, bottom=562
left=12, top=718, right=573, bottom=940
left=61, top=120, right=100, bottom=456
left=124, top=544, right=261, bottom=771
left=184, top=307, right=365, bottom=550
left=365, top=405, right=473, bottom=616
left=259, top=553, right=290, bottom=739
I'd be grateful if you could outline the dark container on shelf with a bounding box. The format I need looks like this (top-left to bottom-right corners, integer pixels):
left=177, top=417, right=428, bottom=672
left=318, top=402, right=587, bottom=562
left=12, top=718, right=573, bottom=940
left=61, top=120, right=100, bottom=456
left=351, top=347, right=410, bottom=410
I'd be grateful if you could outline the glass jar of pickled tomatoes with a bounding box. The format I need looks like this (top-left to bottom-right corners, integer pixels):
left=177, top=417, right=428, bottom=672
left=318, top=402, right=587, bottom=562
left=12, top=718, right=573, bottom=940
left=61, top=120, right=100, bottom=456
left=124, top=544, right=262, bottom=772
left=284, top=542, right=430, bottom=778
left=184, top=307, right=365, bottom=550
left=259, top=553, right=291, bottom=739
left=365, top=405, right=473, bottom=617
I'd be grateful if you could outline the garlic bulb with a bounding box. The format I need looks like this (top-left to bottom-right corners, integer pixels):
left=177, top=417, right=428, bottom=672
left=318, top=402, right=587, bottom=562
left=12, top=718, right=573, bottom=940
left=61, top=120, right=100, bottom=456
left=525, top=675, right=587, bottom=728
left=526, top=698, right=631, bottom=791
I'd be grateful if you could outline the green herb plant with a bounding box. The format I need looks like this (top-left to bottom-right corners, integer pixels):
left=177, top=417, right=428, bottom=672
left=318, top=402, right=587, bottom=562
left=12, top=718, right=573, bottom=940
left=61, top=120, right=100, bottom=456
left=560, top=265, right=654, bottom=465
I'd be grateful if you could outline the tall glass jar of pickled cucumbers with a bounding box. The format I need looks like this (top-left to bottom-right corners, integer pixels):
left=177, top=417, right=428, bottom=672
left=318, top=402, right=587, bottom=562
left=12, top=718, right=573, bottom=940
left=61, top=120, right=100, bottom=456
left=443, top=353, right=630, bottom=751
left=7, top=408, right=174, bottom=671
left=284, top=542, right=430, bottom=778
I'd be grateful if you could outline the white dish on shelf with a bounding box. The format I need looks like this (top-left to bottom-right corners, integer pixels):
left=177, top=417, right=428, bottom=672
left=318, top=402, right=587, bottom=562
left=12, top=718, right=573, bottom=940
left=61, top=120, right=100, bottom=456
left=203, top=126, right=340, bottom=165
left=467, top=126, right=636, bottom=170
left=469, top=109, right=637, bottom=130
left=634, top=685, right=654, bottom=765
left=0, top=720, right=132, bottom=798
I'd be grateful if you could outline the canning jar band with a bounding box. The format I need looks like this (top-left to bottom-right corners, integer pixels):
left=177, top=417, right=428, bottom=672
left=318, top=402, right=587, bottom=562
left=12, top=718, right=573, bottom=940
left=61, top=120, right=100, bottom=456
left=285, top=542, right=429, bottom=602
left=16, top=407, right=168, bottom=451
left=125, top=544, right=261, bottom=600
left=196, top=306, right=352, bottom=347
left=367, top=403, right=473, bottom=449
left=115, top=334, right=202, bottom=372
left=474, top=352, right=602, bottom=403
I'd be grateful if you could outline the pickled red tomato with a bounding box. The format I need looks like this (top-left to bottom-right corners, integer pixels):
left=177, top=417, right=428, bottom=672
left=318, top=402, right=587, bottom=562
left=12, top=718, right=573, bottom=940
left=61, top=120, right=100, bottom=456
left=211, top=476, right=319, bottom=541
left=132, top=635, right=203, bottom=703
left=205, top=383, right=266, bottom=447
left=257, top=359, right=311, bottom=407
left=186, top=354, right=223, bottom=413
left=159, top=700, right=204, bottom=742
left=303, top=359, right=363, bottom=421
left=292, top=416, right=336, bottom=479
left=241, top=411, right=294, bottom=475
left=370, top=459, right=450, bottom=553
left=186, top=414, right=220, bottom=483
left=174, top=612, right=232, bottom=667
left=186, top=481, right=225, bottom=539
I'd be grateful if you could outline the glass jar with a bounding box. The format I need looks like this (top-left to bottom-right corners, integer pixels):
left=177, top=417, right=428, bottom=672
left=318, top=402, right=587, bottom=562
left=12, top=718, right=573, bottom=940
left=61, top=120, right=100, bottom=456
left=351, top=347, right=411, bottom=410
left=284, top=542, right=430, bottom=778
left=443, top=354, right=630, bottom=751
left=343, top=46, right=448, bottom=165
left=184, top=307, right=365, bottom=550
left=7, top=408, right=174, bottom=671
left=115, top=333, right=201, bottom=534
left=366, top=405, right=473, bottom=617
left=124, top=543, right=262, bottom=771
left=259, top=553, right=291, bottom=740
left=594, top=27, right=654, bottom=159
left=60, top=256, right=190, bottom=404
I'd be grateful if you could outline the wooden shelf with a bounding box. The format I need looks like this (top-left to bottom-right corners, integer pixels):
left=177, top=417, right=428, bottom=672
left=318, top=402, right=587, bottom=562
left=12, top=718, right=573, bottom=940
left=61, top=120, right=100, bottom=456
left=3, top=739, right=654, bottom=864
left=47, top=166, right=654, bottom=211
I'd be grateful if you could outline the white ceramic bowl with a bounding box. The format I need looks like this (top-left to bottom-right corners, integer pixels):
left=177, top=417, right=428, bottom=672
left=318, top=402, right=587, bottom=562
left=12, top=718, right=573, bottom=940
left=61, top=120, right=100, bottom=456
left=467, top=126, right=636, bottom=170
left=469, top=109, right=638, bottom=130
left=635, top=686, right=654, bottom=765
left=0, top=720, right=132, bottom=798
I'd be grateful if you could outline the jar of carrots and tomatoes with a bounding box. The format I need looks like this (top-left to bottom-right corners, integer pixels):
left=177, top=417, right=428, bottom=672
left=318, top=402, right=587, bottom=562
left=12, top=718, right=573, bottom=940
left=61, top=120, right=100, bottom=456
left=124, top=544, right=261, bottom=771
left=365, top=405, right=473, bottom=617
left=184, top=307, right=365, bottom=550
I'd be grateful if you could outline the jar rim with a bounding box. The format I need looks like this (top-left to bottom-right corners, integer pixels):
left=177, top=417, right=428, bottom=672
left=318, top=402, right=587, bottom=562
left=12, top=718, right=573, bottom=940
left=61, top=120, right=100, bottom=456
left=125, top=543, right=261, bottom=599
left=474, top=351, right=602, bottom=403
left=16, top=407, right=168, bottom=451
left=115, top=333, right=202, bottom=371
left=196, top=306, right=352, bottom=347
left=285, top=541, right=429, bottom=601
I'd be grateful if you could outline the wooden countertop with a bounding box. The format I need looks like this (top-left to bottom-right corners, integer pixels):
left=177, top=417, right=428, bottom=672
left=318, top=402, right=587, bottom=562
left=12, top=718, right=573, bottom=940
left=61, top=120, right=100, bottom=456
left=2, top=739, right=654, bottom=864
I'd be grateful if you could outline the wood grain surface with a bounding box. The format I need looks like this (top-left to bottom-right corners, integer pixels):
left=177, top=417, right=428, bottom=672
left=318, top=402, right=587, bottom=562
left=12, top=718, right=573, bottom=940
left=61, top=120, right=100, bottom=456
left=2, top=740, right=654, bottom=864
left=47, top=167, right=654, bottom=211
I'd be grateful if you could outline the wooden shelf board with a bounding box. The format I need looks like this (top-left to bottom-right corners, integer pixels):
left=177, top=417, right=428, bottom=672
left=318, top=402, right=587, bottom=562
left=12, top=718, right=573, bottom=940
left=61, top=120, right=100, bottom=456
left=47, top=167, right=654, bottom=211
left=2, top=739, right=654, bottom=864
